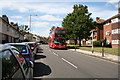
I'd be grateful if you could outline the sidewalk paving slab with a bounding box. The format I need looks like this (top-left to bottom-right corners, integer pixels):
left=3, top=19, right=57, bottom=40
left=69, top=49, right=120, bottom=63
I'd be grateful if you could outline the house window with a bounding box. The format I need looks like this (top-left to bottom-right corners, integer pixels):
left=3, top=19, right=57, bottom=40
left=106, top=31, right=110, bottom=35
left=106, top=40, right=110, bottom=45
left=81, top=41, right=83, bottom=45
left=118, top=29, right=120, bottom=34
left=112, top=29, right=120, bottom=34
left=7, top=25, right=9, bottom=31
left=111, top=18, right=118, bottom=23
left=105, top=23, right=109, bottom=25
left=112, top=40, right=119, bottom=44
left=86, top=40, right=91, bottom=44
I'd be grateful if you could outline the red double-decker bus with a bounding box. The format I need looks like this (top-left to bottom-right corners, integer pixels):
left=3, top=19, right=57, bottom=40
left=49, top=27, right=66, bottom=49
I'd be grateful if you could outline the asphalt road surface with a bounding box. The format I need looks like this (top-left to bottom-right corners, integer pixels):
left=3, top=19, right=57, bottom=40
left=33, top=45, right=119, bottom=80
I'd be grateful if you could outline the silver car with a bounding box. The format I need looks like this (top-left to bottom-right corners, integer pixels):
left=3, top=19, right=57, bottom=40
left=0, top=44, right=33, bottom=79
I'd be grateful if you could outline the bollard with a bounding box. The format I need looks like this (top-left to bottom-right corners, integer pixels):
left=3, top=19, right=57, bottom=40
left=102, top=42, right=104, bottom=57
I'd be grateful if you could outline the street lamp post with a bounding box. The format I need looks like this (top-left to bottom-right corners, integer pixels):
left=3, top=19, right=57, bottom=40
left=29, top=15, right=37, bottom=32
left=29, top=15, right=32, bottom=32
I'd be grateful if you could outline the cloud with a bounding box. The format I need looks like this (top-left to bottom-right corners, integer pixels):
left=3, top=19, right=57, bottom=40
left=32, top=15, right=63, bottom=21
left=88, top=6, right=117, bottom=20
left=1, top=0, right=118, bottom=2
left=22, top=22, right=29, bottom=26
left=10, top=16, right=23, bottom=19
left=92, top=10, right=117, bottom=19
left=51, top=23, right=62, bottom=27
left=18, top=8, right=29, bottom=13
left=40, top=15, right=62, bottom=21
left=32, top=28, right=50, bottom=37
left=106, top=0, right=119, bottom=8
left=0, top=2, right=73, bottom=14
left=108, top=0, right=119, bottom=4
left=118, top=1, right=120, bottom=8
left=32, top=22, right=50, bottom=28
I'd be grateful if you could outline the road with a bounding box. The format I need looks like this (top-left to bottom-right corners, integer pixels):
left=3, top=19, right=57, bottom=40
left=33, top=45, right=119, bottom=79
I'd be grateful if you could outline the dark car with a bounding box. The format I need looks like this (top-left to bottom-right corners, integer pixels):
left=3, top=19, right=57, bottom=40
left=23, top=42, right=43, bottom=58
left=0, top=44, right=33, bottom=79
left=34, top=41, right=43, bottom=53
left=23, top=42, right=38, bottom=55
left=5, top=43, right=34, bottom=62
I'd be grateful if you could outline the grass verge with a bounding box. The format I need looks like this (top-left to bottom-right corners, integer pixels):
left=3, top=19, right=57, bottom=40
left=67, top=45, right=120, bottom=56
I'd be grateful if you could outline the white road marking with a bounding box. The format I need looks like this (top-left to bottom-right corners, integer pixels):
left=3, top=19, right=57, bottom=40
left=61, top=58, right=78, bottom=69
left=53, top=52, right=59, bottom=56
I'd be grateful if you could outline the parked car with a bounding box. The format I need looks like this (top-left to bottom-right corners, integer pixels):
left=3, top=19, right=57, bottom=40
left=23, top=42, right=43, bottom=58
left=0, top=44, right=33, bottom=79
left=35, top=41, right=43, bottom=52
left=5, top=43, right=34, bottom=62
left=23, top=42, right=38, bottom=56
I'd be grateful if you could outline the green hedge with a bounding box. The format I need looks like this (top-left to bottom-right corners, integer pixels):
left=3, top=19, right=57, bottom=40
left=93, top=39, right=104, bottom=47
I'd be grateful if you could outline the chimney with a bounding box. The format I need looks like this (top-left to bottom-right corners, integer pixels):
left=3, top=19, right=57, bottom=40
left=10, top=22, right=14, bottom=25
left=2, top=15, right=9, bottom=23
left=118, top=8, right=120, bottom=13
left=96, top=17, right=100, bottom=21
left=118, top=1, right=120, bottom=13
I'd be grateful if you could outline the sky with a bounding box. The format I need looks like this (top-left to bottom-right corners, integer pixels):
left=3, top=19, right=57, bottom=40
left=0, top=0, right=119, bottom=37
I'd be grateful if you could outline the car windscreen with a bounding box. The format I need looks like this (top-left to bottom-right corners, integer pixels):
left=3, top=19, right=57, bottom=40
left=11, top=45, right=27, bottom=53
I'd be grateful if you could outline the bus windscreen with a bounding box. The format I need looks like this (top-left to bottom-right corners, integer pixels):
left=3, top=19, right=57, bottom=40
left=54, top=38, right=66, bottom=45
left=55, top=29, right=65, bottom=34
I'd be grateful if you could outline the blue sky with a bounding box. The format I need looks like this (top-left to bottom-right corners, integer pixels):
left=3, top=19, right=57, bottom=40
left=0, top=0, right=119, bottom=37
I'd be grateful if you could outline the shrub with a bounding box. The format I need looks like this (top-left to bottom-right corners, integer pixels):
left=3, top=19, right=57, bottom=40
left=93, top=39, right=104, bottom=47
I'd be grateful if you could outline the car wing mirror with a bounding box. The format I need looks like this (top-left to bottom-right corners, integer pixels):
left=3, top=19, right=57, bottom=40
left=29, top=61, right=34, bottom=68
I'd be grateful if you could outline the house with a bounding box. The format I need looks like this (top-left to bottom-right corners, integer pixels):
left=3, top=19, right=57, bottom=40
left=83, top=17, right=105, bottom=46
left=85, top=8, right=120, bottom=48
left=0, top=15, right=24, bottom=44
left=103, top=10, right=120, bottom=48
left=24, top=32, right=33, bottom=41
left=32, top=34, right=40, bottom=41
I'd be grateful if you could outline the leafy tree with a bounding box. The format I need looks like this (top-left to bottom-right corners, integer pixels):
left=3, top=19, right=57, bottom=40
left=62, top=4, right=96, bottom=46
left=19, top=25, right=30, bottom=35
left=19, top=25, right=29, bottom=31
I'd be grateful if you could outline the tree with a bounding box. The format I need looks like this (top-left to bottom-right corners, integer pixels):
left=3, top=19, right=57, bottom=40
left=19, top=25, right=30, bottom=35
left=62, top=4, right=96, bottom=46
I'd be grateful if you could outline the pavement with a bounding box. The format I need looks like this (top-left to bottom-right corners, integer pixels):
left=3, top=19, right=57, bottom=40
left=69, top=49, right=120, bottom=63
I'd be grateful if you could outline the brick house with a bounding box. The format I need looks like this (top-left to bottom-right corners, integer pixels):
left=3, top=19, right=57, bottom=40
left=84, top=17, right=105, bottom=45
left=85, top=8, right=120, bottom=48
left=103, top=12, right=120, bottom=48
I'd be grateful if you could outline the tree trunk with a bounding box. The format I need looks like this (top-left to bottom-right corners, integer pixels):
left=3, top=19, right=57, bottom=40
left=74, top=39, right=77, bottom=45
left=79, top=36, right=81, bottom=47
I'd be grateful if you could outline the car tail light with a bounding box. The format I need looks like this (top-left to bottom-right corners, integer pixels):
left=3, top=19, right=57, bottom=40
left=32, top=44, right=35, bottom=46
left=40, top=48, right=43, bottom=50
left=24, top=54, right=31, bottom=58
left=30, top=49, right=32, bottom=53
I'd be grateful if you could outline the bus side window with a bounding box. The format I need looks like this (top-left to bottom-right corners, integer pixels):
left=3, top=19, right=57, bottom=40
left=52, top=40, right=54, bottom=43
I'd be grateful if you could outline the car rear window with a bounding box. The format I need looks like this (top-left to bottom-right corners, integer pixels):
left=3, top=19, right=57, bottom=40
left=29, top=43, right=35, bottom=47
left=1, top=50, right=24, bottom=79
left=12, top=45, right=27, bottom=53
